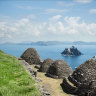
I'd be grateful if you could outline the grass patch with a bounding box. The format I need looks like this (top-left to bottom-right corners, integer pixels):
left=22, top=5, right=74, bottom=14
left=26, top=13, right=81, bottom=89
left=0, top=50, right=41, bottom=96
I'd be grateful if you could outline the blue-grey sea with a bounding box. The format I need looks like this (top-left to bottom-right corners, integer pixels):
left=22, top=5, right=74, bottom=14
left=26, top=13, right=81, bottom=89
left=0, top=44, right=96, bottom=70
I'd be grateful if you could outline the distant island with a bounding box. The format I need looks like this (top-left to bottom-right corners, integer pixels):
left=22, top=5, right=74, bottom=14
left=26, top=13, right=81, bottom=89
left=61, top=46, right=83, bottom=56
left=2, top=41, right=96, bottom=46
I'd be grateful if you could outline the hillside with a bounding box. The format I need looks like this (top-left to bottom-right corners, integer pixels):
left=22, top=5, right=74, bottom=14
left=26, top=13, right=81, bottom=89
left=0, top=50, right=41, bottom=96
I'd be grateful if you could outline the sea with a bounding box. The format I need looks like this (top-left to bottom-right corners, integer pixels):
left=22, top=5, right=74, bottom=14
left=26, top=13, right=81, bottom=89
left=0, top=44, right=96, bottom=70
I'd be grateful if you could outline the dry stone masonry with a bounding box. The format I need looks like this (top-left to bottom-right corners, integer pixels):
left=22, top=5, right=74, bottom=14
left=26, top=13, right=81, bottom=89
left=20, top=47, right=96, bottom=96
left=21, top=48, right=42, bottom=65
left=19, top=59, right=51, bottom=96
left=46, top=60, right=72, bottom=79
left=39, top=58, right=54, bottom=73
left=61, top=59, right=96, bottom=96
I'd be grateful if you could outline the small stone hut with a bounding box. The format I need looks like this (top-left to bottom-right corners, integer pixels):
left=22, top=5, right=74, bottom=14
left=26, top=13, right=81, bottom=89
left=39, top=58, right=54, bottom=72
left=61, top=59, right=96, bottom=96
left=21, top=48, right=42, bottom=65
left=46, top=60, right=72, bottom=79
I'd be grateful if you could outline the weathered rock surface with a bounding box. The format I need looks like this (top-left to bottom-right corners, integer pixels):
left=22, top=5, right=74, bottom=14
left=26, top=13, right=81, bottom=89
left=39, top=58, right=54, bottom=73
left=61, top=46, right=82, bottom=56
left=21, top=48, right=42, bottom=65
left=61, top=59, right=96, bottom=96
left=34, top=65, right=40, bottom=69
left=19, top=59, right=51, bottom=96
left=46, top=60, right=72, bottom=79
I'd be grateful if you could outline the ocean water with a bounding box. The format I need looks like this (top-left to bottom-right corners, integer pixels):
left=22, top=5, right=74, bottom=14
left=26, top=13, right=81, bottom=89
left=0, top=44, right=96, bottom=70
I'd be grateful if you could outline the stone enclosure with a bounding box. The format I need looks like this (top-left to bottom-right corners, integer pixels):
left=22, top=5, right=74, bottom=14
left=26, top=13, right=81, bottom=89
left=61, top=59, right=96, bottom=96
left=21, top=48, right=96, bottom=96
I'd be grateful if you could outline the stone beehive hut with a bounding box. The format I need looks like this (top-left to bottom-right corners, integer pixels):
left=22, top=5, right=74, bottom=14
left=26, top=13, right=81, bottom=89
left=46, top=60, right=72, bottom=79
left=39, top=58, right=54, bottom=73
left=72, top=59, right=96, bottom=84
left=62, top=59, right=96, bottom=96
left=21, top=48, right=42, bottom=65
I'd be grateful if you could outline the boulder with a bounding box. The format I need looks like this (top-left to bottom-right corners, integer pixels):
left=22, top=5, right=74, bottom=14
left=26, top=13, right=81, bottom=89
left=61, top=59, right=96, bottom=95
left=34, top=65, right=40, bottom=69
left=39, top=58, right=54, bottom=73
left=61, top=46, right=82, bottom=56
left=46, top=60, right=72, bottom=79
left=21, top=48, right=42, bottom=65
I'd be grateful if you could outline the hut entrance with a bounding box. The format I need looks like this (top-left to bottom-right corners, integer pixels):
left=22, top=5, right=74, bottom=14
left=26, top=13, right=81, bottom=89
left=48, top=66, right=57, bottom=76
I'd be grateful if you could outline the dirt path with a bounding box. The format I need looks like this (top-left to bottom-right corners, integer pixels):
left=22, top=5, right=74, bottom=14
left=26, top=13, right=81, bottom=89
left=31, top=65, right=71, bottom=96
left=19, top=59, right=72, bottom=96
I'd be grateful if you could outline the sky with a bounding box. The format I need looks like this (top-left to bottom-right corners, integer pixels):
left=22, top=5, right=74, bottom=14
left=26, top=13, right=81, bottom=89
left=0, top=0, right=96, bottom=43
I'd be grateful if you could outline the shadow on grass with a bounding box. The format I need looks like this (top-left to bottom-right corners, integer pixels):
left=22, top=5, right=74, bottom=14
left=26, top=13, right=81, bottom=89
left=0, top=92, right=2, bottom=96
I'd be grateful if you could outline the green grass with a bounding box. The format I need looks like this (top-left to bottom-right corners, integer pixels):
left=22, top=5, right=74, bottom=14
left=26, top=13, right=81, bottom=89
left=0, top=50, right=41, bottom=96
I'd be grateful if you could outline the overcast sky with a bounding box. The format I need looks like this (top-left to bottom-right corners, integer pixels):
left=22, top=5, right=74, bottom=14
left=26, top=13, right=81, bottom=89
left=0, top=0, right=96, bottom=43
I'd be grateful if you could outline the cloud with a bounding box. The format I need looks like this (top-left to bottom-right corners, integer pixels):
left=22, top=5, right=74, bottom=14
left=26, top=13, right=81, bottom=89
left=47, top=16, right=96, bottom=41
left=58, top=1, right=74, bottom=7
left=45, top=9, right=69, bottom=13
left=0, top=15, right=96, bottom=43
left=89, top=9, right=96, bottom=14
left=49, top=15, right=62, bottom=21
left=64, top=16, right=80, bottom=24
left=0, top=22, right=12, bottom=40
left=16, top=6, right=37, bottom=10
left=74, top=0, right=93, bottom=3
left=27, top=14, right=36, bottom=19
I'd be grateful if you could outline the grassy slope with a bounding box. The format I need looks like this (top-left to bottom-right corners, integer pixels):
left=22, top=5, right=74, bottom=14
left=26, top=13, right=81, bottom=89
left=0, top=50, right=41, bottom=96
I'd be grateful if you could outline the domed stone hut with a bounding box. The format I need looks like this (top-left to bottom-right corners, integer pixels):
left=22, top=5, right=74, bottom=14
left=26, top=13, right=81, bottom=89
left=39, top=58, right=54, bottom=72
left=61, top=59, right=96, bottom=96
left=21, top=48, right=42, bottom=65
left=46, top=60, right=72, bottom=79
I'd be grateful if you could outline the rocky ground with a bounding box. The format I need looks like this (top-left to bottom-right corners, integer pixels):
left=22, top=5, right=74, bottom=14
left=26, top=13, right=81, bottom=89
left=19, top=59, right=73, bottom=96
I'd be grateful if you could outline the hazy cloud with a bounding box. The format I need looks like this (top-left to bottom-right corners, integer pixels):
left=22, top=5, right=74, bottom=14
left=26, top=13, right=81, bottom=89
left=74, top=0, right=93, bottom=3
left=0, top=15, right=96, bottom=42
left=17, top=5, right=40, bottom=10
left=58, top=1, right=74, bottom=7
left=89, top=9, right=96, bottom=14
left=49, top=15, right=62, bottom=21
left=45, top=9, right=69, bottom=13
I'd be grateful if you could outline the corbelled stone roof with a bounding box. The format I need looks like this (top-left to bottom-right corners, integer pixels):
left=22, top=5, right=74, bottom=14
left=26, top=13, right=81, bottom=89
left=61, top=59, right=96, bottom=96
left=72, top=59, right=96, bottom=84
left=46, top=60, right=72, bottom=79
left=21, top=48, right=42, bottom=65
left=39, top=58, right=54, bottom=73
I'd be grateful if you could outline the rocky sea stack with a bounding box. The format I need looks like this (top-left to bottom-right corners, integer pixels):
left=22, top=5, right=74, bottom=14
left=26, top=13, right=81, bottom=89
left=21, top=48, right=42, bottom=65
left=61, top=59, right=96, bottom=96
left=39, top=58, right=54, bottom=73
left=61, top=46, right=82, bottom=56
left=46, top=60, right=72, bottom=79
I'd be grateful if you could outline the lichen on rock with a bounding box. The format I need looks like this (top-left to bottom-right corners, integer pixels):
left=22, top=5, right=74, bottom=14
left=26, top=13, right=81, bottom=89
left=39, top=58, right=54, bottom=73
left=21, top=48, right=42, bottom=65
left=46, top=60, right=72, bottom=79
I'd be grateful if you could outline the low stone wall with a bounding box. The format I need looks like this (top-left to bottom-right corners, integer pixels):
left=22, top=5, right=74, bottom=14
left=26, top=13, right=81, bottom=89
left=61, top=78, right=78, bottom=95
left=46, top=73, right=59, bottom=79
left=19, top=59, right=51, bottom=96
left=68, top=76, right=82, bottom=87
